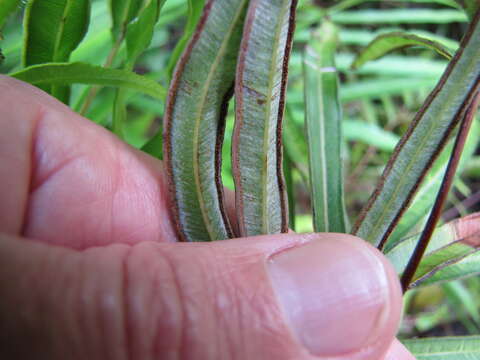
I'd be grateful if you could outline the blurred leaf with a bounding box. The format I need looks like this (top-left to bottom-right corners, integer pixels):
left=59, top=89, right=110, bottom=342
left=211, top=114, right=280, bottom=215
left=353, top=13, right=480, bottom=248
left=303, top=21, right=347, bottom=233
left=125, top=0, right=165, bottom=66
left=329, top=0, right=461, bottom=14
left=23, top=0, right=91, bottom=102
left=343, top=119, right=400, bottom=151
left=109, top=0, right=143, bottom=40
left=0, top=0, right=20, bottom=29
left=403, top=336, right=480, bottom=359
left=338, top=53, right=448, bottom=77
left=114, top=0, right=165, bottom=137
left=331, top=9, right=467, bottom=24
left=10, top=62, right=166, bottom=99
left=341, top=77, right=438, bottom=101
left=443, top=281, right=480, bottom=325
left=338, top=28, right=460, bottom=49
left=352, top=32, right=453, bottom=70
left=166, top=0, right=206, bottom=78
left=141, top=129, right=163, bottom=159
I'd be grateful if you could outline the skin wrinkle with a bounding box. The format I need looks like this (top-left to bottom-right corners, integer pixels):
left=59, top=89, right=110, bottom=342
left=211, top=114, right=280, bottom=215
left=125, top=242, right=184, bottom=359
left=151, top=244, right=185, bottom=360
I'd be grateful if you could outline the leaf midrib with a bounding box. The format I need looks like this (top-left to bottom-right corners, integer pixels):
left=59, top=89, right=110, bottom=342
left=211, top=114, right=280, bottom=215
left=192, top=1, right=247, bottom=240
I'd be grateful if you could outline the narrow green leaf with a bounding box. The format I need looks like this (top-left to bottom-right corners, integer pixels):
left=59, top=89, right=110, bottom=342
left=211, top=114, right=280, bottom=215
left=352, top=32, right=453, bottom=70
left=303, top=21, right=347, bottom=233
left=410, top=240, right=479, bottom=288
left=329, top=0, right=461, bottom=14
left=163, top=0, right=248, bottom=242
left=166, top=0, right=206, bottom=78
left=420, top=251, right=480, bottom=286
left=343, top=119, right=400, bottom=151
left=232, top=0, right=297, bottom=236
left=331, top=9, right=467, bottom=24
left=0, top=0, right=20, bottom=29
left=403, top=336, right=480, bottom=359
left=443, top=281, right=480, bottom=325
left=113, top=0, right=165, bottom=138
left=10, top=62, right=166, bottom=99
left=386, top=212, right=480, bottom=280
left=339, top=28, right=459, bottom=49
left=125, top=0, right=165, bottom=66
left=341, top=77, right=438, bottom=102
left=353, top=10, right=480, bottom=248
left=108, top=0, right=143, bottom=40
left=23, top=0, right=91, bottom=102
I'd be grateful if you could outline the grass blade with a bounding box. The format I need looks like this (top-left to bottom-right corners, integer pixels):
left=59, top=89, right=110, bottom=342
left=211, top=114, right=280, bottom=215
left=165, top=0, right=206, bottom=79
left=351, top=32, right=453, bottom=70
left=163, top=0, right=248, bottom=242
left=113, top=0, right=165, bottom=138
left=108, top=0, right=143, bottom=41
left=303, top=21, right=347, bottom=233
left=23, top=0, right=90, bottom=102
left=331, top=9, right=467, bottom=24
left=10, top=62, right=166, bottom=99
left=352, top=10, right=480, bottom=248
left=403, top=336, right=480, bottom=359
left=232, top=0, right=297, bottom=236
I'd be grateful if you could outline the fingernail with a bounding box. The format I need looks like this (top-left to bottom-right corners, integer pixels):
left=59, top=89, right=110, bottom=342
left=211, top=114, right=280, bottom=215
left=268, top=235, right=392, bottom=356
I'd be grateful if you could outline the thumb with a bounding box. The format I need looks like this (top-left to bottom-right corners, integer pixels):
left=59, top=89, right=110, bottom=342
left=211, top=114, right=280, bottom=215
left=0, top=232, right=403, bottom=360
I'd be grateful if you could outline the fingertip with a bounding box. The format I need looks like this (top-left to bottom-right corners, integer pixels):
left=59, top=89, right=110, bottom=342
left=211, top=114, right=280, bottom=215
left=267, top=233, right=403, bottom=359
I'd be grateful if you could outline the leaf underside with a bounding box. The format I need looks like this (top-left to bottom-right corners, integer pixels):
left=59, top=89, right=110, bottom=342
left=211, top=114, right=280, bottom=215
left=163, top=0, right=248, bottom=242
left=351, top=31, right=454, bottom=70
left=233, top=0, right=297, bottom=237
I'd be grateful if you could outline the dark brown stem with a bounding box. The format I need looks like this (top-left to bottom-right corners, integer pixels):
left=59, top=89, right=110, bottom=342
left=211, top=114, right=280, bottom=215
left=400, top=93, right=480, bottom=292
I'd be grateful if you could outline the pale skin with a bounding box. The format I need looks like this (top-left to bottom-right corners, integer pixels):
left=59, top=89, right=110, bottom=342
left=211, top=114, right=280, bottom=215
left=0, top=76, right=416, bottom=359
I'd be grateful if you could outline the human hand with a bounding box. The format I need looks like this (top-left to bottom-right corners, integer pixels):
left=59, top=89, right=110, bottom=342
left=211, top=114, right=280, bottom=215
left=0, top=76, right=415, bottom=359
